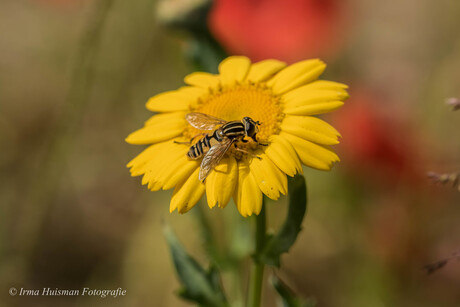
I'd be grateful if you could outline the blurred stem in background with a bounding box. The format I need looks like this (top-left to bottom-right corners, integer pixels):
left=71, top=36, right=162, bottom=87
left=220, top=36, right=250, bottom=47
left=247, top=204, right=266, bottom=307
left=18, top=0, right=114, bottom=269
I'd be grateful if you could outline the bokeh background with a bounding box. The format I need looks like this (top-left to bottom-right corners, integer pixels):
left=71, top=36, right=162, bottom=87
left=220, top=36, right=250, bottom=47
left=1, top=0, right=460, bottom=306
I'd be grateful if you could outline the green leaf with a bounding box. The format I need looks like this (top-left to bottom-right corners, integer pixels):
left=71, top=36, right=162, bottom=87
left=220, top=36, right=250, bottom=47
left=163, top=223, right=228, bottom=307
left=175, top=2, right=227, bottom=74
left=271, top=275, right=316, bottom=307
left=186, top=36, right=228, bottom=74
left=259, top=175, right=308, bottom=267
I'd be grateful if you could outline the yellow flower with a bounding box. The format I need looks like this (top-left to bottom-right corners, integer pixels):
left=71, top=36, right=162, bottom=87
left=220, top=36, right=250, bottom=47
left=126, top=56, right=348, bottom=216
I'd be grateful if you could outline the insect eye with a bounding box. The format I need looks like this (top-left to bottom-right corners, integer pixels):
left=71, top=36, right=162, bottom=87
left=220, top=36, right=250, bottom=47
left=244, top=121, right=251, bottom=131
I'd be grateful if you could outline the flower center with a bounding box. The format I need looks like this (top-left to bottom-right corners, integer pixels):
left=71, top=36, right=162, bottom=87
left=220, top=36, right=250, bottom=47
left=185, top=83, right=283, bottom=147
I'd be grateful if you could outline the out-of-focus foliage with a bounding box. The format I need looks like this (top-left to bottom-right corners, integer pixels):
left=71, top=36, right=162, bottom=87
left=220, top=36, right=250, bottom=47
left=164, top=224, right=228, bottom=307
left=271, top=275, right=316, bottom=307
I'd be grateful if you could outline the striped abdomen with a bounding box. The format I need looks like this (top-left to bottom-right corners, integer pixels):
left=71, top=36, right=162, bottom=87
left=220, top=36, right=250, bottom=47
left=187, top=133, right=219, bottom=159
left=186, top=121, right=245, bottom=160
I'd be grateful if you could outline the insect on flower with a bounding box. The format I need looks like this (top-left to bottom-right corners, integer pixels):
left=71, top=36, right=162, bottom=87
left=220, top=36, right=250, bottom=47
left=126, top=56, right=349, bottom=216
left=176, top=112, right=264, bottom=181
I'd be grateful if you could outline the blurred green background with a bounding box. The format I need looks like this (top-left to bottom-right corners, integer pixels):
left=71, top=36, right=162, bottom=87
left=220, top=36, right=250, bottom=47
left=1, top=0, right=460, bottom=306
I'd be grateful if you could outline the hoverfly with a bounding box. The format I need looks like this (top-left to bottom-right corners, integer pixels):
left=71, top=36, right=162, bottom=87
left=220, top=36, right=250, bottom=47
left=177, top=112, right=263, bottom=181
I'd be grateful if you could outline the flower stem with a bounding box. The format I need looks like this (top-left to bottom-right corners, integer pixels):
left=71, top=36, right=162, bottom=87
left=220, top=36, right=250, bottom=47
left=247, top=204, right=266, bottom=307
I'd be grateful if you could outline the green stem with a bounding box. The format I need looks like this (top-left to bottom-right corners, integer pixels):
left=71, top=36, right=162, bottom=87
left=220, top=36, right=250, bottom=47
left=247, top=204, right=266, bottom=307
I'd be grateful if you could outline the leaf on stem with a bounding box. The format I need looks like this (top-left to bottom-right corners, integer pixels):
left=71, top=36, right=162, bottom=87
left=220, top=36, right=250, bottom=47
left=259, top=175, right=308, bottom=267
left=163, top=223, right=228, bottom=307
left=271, top=274, right=316, bottom=307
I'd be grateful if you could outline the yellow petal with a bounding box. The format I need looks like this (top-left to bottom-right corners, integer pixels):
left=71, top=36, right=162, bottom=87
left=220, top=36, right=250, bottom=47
left=281, top=132, right=340, bottom=171
left=205, top=157, right=238, bottom=208
left=300, top=80, right=348, bottom=91
left=219, top=56, right=251, bottom=86
left=144, top=170, right=160, bottom=190
left=233, top=162, right=263, bottom=217
left=184, top=72, right=220, bottom=89
left=284, top=101, right=344, bottom=116
left=149, top=181, right=163, bottom=191
left=127, top=144, right=162, bottom=176
left=266, top=59, right=326, bottom=95
left=146, top=86, right=206, bottom=112
left=281, top=115, right=341, bottom=145
left=170, top=167, right=206, bottom=214
left=128, top=141, right=183, bottom=177
left=247, top=59, right=286, bottom=83
left=283, top=86, right=349, bottom=110
left=144, top=111, right=187, bottom=126
left=125, top=117, right=186, bottom=144
left=264, top=135, right=302, bottom=176
left=249, top=153, right=287, bottom=200
left=139, top=141, right=189, bottom=189
left=162, top=158, right=200, bottom=190
left=296, top=80, right=348, bottom=91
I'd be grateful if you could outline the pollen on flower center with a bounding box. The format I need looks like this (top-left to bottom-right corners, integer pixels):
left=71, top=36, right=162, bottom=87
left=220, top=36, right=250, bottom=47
left=184, top=83, right=283, bottom=149
left=127, top=56, right=347, bottom=216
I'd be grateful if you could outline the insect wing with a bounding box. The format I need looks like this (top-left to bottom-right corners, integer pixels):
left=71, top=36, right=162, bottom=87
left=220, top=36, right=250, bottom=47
left=198, top=138, right=233, bottom=181
left=186, top=112, right=227, bottom=131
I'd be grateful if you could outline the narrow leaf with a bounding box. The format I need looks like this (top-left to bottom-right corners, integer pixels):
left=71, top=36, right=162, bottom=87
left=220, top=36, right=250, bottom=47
left=260, top=175, right=308, bottom=267
left=163, top=223, right=228, bottom=307
left=271, top=275, right=316, bottom=307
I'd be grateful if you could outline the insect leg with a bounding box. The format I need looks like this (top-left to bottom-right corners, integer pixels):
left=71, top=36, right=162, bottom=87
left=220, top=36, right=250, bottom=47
left=234, top=147, right=262, bottom=160
left=252, top=133, right=268, bottom=146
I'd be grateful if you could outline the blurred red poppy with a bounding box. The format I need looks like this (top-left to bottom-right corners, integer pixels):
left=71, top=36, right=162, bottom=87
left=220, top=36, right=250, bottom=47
left=329, top=90, right=421, bottom=182
left=208, top=0, right=347, bottom=63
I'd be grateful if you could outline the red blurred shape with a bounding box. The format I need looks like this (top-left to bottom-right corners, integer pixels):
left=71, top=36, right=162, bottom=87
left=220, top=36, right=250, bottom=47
left=330, top=91, right=420, bottom=181
left=208, top=0, right=347, bottom=63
